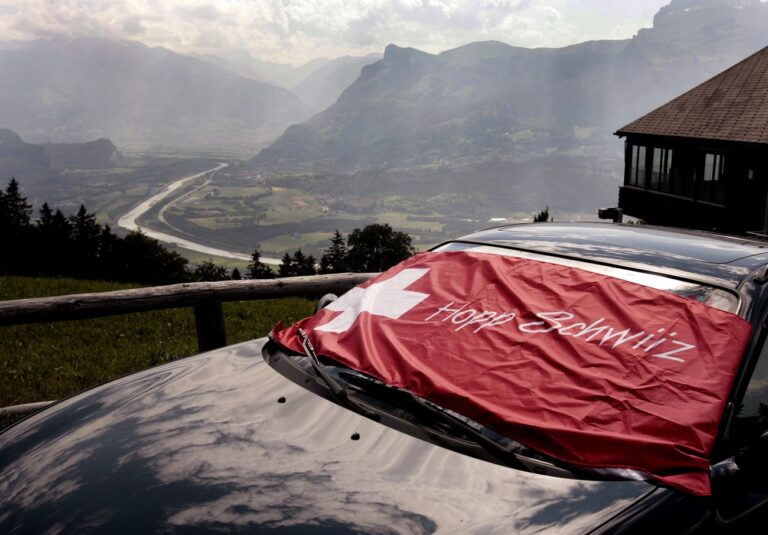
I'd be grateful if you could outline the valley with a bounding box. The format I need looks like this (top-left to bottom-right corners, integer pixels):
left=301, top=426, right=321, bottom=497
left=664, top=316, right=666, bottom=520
left=115, top=162, right=274, bottom=263
left=150, top=152, right=619, bottom=259
left=4, top=0, right=768, bottom=266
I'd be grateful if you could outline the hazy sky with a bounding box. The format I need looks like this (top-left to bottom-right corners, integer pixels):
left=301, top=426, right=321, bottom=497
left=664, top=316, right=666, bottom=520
left=0, top=0, right=672, bottom=64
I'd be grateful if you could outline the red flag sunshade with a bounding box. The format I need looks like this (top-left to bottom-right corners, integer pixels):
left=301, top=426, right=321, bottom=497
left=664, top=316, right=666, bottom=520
left=271, top=251, right=753, bottom=496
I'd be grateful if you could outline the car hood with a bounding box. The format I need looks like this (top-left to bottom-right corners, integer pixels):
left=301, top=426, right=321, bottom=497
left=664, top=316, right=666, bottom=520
left=0, top=338, right=652, bottom=534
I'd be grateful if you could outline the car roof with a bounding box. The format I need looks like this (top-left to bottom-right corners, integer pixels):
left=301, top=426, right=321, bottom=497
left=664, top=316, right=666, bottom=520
left=455, top=222, right=768, bottom=290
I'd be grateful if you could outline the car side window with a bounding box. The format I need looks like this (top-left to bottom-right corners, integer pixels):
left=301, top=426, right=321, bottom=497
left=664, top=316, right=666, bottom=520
left=733, top=335, right=768, bottom=445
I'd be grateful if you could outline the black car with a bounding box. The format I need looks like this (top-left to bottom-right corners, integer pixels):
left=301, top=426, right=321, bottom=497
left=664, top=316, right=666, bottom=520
left=2, top=222, right=768, bottom=533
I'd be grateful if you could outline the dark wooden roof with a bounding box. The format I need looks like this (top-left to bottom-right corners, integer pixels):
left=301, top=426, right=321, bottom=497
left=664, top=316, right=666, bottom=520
left=616, top=45, right=768, bottom=145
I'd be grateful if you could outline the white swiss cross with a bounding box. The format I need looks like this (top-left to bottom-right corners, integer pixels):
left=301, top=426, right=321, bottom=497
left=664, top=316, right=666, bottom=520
left=315, top=268, right=431, bottom=333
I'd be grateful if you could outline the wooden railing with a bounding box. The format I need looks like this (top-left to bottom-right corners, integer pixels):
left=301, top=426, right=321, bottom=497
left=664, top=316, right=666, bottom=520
left=0, top=273, right=376, bottom=352
left=0, top=273, right=377, bottom=417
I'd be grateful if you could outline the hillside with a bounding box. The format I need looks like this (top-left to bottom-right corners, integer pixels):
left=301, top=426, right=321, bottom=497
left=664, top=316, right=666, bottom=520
left=0, top=128, right=48, bottom=181
left=251, top=0, right=768, bottom=190
left=0, top=38, right=310, bottom=150
left=43, top=138, right=123, bottom=171
left=0, top=128, right=122, bottom=180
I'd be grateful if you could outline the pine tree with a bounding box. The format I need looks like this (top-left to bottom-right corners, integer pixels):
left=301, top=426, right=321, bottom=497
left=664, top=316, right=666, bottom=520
left=231, top=267, right=242, bottom=280
left=38, top=202, right=54, bottom=227
left=296, top=252, right=317, bottom=276
left=278, top=252, right=294, bottom=277
left=0, top=178, right=32, bottom=229
left=69, top=205, right=102, bottom=277
left=247, top=249, right=275, bottom=279
left=320, top=229, right=348, bottom=273
left=533, top=206, right=552, bottom=222
left=97, top=225, right=119, bottom=276
left=34, top=202, right=62, bottom=275
left=70, top=205, right=101, bottom=242
left=0, top=178, right=33, bottom=273
left=35, top=207, right=73, bottom=276
left=287, top=249, right=316, bottom=276
left=1, top=178, right=194, bottom=283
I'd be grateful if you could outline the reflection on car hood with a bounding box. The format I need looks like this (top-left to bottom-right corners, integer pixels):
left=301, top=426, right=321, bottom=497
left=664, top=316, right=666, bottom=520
left=0, top=339, right=651, bottom=534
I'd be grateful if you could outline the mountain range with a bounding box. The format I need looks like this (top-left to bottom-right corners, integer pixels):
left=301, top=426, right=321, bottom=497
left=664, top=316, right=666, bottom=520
left=251, top=0, right=768, bottom=178
left=0, top=38, right=309, bottom=151
left=0, top=37, right=382, bottom=151
left=3, top=0, right=768, bottom=215
left=252, top=0, right=768, bottom=180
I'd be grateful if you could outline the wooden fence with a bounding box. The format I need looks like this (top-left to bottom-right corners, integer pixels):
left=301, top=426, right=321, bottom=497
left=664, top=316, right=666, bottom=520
left=0, top=273, right=376, bottom=351
left=0, top=273, right=377, bottom=416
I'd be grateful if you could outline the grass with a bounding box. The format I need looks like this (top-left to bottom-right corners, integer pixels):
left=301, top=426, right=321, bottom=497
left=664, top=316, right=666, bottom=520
left=181, top=186, right=325, bottom=227
left=261, top=231, right=334, bottom=255
left=144, top=179, right=459, bottom=258
left=161, top=245, right=251, bottom=271
left=375, top=211, right=445, bottom=232
left=0, top=276, right=315, bottom=426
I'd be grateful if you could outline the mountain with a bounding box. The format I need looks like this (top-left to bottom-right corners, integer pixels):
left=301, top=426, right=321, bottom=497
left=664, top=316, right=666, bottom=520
left=196, top=51, right=330, bottom=88
left=253, top=39, right=631, bottom=172
left=294, top=53, right=383, bottom=112
left=0, top=128, right=49, bottom=181
left=0, top=128, right=122, bottom=182
left=0, top=38, right=310, bottom=150
left=43, top=138, right=123, bottom=171
left=250, top=0, right=768, bottom=211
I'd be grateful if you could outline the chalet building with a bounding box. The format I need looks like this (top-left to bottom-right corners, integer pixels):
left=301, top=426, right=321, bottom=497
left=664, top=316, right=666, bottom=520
left=615, top=45, right=768, bottom=233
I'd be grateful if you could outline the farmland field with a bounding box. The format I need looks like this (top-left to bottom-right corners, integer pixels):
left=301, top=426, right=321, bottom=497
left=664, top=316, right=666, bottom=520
left=21, top=156, right=218, bottom=226
left=150, top=175, right=488, bottom=258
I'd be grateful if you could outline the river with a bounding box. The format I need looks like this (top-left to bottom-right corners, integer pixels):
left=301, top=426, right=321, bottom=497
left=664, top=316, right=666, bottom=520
left=117, top=162, right=281, bottom=265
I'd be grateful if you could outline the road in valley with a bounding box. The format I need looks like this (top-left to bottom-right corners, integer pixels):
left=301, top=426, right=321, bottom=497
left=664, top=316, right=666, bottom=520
left=117, top=162, right=281, bottom=265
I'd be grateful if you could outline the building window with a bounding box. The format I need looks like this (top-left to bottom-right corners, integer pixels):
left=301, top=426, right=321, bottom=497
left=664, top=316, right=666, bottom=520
left=628, top=145, right=646, bottom=187
left=700, top=153, right=725, bottom=204
left=703, top=153, right=723, bottom=182
left=627, top=144, right=673, bottom=193
left=651, top=148, right=673, bottom=192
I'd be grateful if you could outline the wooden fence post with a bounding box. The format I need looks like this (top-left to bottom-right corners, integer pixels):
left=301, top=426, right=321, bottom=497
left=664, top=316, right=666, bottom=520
left=194, top=300, right=227, bottom=352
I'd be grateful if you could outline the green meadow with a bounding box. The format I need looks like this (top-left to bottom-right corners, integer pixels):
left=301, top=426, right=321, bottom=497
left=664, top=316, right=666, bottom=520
left=0, top=276, right=315, bottom=427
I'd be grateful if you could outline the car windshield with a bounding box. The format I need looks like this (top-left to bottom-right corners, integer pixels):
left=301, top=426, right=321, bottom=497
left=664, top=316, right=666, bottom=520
left=433, top=242, right=740, bottom=314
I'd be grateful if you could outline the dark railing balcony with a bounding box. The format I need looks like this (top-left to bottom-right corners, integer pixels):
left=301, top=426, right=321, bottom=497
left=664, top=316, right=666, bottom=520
left=618, top=186, right=728, bottom=230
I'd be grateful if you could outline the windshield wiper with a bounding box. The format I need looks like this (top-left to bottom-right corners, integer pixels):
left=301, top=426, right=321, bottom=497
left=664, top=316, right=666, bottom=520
left=334, top=370, right=531, bottom=469
left=404, top=391, right=531, bottom=471
left=339, top=370, right=591, bottom=478
left=289, top=332, right=582, bottom=478
left=298, top=328, right=379, bottom=421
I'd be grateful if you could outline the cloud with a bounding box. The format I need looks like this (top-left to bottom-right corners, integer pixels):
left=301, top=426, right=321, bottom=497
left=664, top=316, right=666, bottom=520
left=0, top=0, right=669, bottom=63
left=122, top=15, right=145, bottom=35
left=177, top=3, right=220, bottom=21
